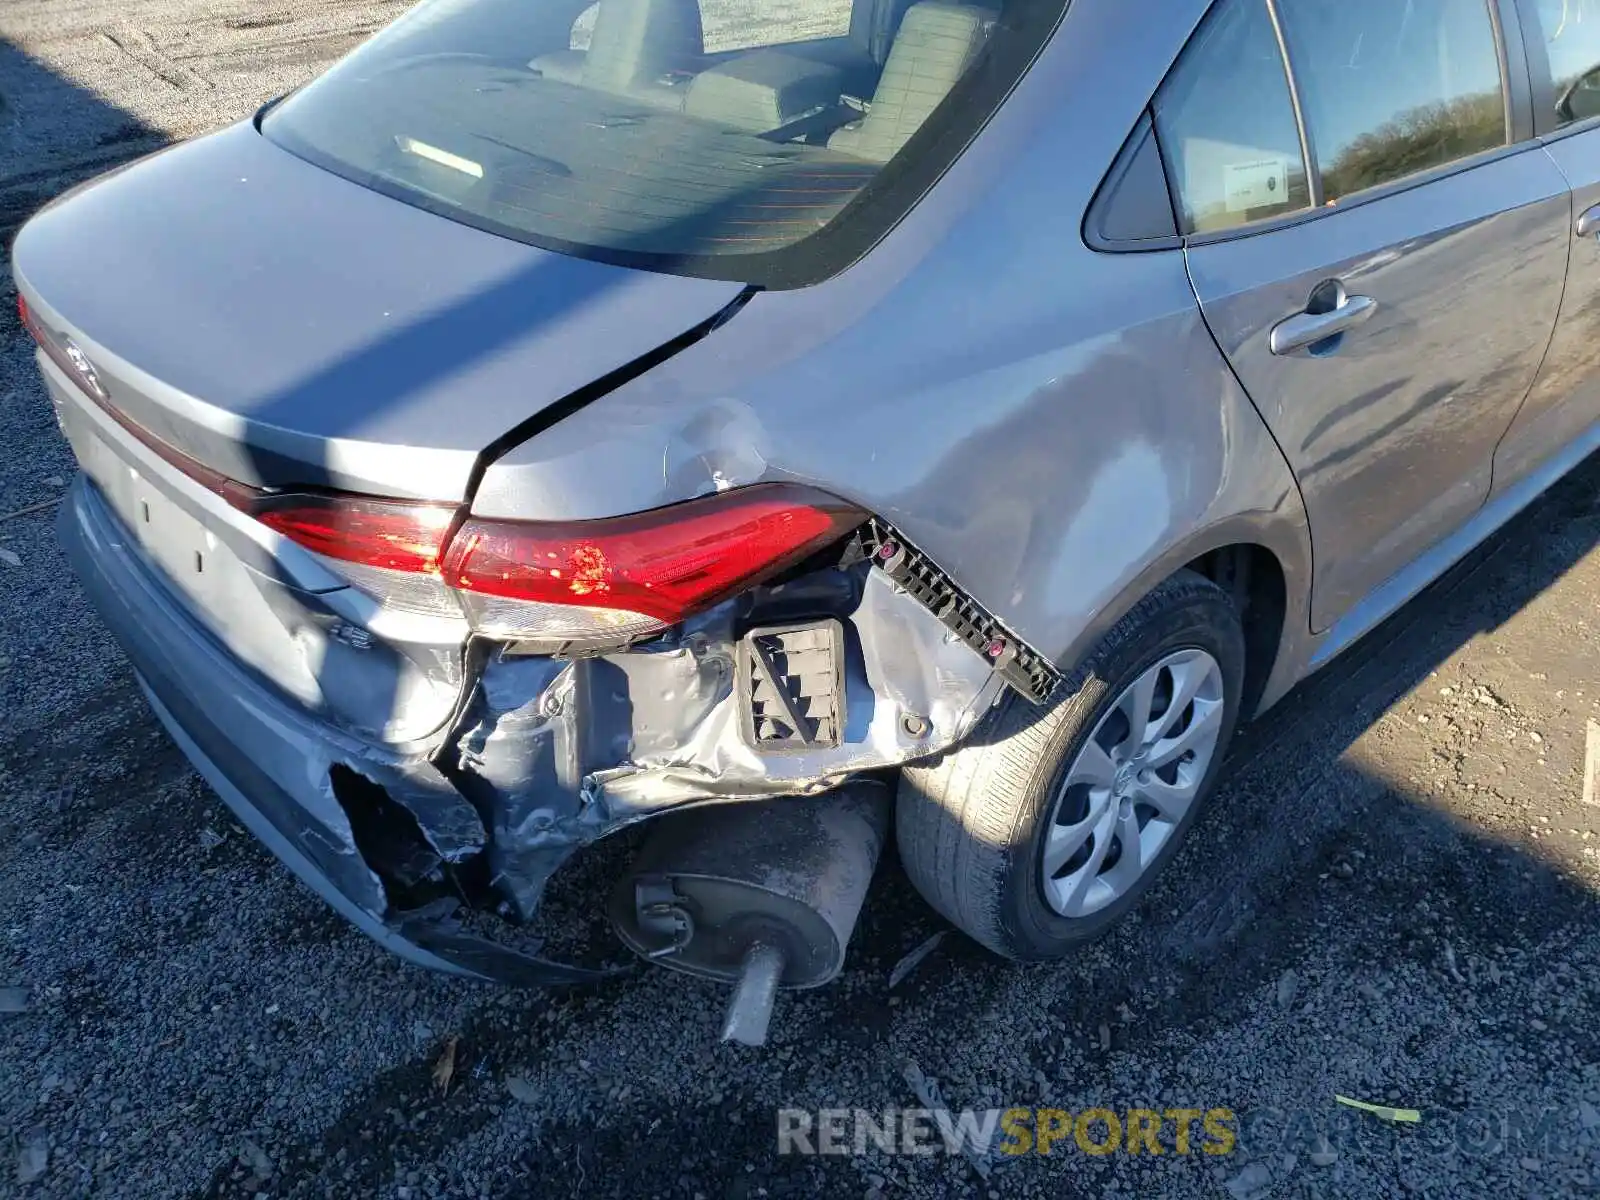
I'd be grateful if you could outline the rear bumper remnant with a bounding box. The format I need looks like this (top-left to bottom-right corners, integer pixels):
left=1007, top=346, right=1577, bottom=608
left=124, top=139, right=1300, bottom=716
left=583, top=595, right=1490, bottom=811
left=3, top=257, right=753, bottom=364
left=62, top=467, right=1013, bottom=981
left=60, top=476, right=607, bottom=984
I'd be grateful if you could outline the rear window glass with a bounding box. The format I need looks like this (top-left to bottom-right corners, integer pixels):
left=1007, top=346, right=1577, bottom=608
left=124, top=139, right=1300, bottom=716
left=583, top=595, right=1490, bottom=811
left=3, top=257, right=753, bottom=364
left=703, top=0, right=854, bottom=51
left=569, top=0, right=855, bottom=54
left=261, top=0, right=1067, bottom=287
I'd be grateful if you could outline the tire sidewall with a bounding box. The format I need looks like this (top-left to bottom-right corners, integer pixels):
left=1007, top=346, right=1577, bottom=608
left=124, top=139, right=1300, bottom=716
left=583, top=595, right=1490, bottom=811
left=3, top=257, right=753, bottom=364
left=1001, top=586, right=1246, bottom=957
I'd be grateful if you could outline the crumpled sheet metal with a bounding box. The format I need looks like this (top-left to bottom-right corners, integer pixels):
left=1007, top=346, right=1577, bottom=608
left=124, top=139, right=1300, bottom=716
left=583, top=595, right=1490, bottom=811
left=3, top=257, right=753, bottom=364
left=600, top=570, right=1004, bottom=809
left=291, top=749, right=391, bottom=912
left=313, top=750, right=608, bottom=982
left=370, top=757, right=488, bottom=861
left=452, top=566, right=1003, bottom=890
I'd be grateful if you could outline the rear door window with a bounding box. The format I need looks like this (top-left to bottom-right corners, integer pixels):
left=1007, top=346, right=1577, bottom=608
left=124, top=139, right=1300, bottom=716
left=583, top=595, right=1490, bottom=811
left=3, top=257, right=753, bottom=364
left=1152, top=0, right=1511, bottom=238
left=1277, top=0, right=1507, bottom=203
left=1152, top=0, right=1311, bottom=235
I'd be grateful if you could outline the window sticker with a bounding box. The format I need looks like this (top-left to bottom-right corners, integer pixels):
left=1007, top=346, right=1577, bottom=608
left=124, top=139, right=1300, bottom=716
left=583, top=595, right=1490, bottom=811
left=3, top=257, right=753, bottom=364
left=1223, top=158, right=1289, bottom=212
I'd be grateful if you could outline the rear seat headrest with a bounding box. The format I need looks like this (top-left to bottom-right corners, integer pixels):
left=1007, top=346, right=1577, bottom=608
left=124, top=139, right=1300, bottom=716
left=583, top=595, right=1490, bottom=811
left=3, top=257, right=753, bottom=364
left=683, top=51, right=844, bottom=133
left=850, top=0, right=920, bottom=64
left=532, top=0, right=702, bottom=104
left=585, top=0, right=702, bottom=88
left=829, top=2, right=995, bottom=163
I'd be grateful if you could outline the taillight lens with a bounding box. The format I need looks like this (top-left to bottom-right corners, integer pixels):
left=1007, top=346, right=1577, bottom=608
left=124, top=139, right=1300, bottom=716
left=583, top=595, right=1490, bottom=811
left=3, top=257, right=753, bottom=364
left=18, top=290, right=862, bottom=643
left=17, top=293, right=57, bottom=368
left=253, top=495, right=458, bottom=574
left=441, top=485, right=864, bottom=640
left=250, top=484, right=863, bottom=642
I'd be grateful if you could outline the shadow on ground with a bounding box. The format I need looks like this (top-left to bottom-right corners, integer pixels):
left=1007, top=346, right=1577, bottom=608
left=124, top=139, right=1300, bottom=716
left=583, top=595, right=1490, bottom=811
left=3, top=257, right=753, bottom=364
left=0, top=39, right=168, bottom=241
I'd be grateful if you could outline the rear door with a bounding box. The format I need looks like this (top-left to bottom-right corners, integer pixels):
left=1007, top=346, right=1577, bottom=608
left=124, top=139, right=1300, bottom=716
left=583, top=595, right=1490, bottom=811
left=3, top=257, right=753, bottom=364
left=1494, top=0, right=1600, bottom=489
left=1159, top=0, right=1569, bottom=632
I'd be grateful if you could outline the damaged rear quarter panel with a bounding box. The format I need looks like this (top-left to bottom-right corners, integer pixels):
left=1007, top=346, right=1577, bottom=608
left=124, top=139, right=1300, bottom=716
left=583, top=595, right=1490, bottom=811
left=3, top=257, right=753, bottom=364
left=444, top=566, right=1002, bottom=920
left=466, top=0, right=1312, bottom=689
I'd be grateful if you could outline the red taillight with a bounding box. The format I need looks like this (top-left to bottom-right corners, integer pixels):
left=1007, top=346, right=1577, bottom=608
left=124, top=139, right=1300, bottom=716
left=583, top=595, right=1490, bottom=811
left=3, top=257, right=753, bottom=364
left=249, top=484, right=862, bottom=642
left=253, top=495, right=459, bottom=574
left=20, top=296, right=864, bottom=641
left=442, top=486, right=864, bottom=627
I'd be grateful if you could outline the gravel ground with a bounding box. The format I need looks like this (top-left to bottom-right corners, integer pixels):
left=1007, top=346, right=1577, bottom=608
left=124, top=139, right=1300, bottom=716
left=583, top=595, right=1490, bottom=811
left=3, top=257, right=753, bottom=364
left=4, top=4, right=1600, bottom=1197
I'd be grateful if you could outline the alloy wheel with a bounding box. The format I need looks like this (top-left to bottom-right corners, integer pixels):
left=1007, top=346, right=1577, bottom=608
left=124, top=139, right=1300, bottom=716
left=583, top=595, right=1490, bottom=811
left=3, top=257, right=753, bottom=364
left=1040, top=648, right=1226, bottom=918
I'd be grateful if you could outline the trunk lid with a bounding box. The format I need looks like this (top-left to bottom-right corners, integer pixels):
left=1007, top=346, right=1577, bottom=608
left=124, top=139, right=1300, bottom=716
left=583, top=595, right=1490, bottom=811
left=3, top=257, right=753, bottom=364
left=18, top=121, right=744, bottom=746
left=37, top=346, right=467, bottom=746
left=12, top=120, right=748, bottom=502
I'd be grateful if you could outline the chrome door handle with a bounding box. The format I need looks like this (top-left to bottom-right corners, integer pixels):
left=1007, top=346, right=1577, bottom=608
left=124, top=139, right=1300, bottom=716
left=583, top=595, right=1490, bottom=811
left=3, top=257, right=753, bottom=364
left=1577, top=204, right=1600, bottom=238
left=1269, top=294, right=1378, bottom=356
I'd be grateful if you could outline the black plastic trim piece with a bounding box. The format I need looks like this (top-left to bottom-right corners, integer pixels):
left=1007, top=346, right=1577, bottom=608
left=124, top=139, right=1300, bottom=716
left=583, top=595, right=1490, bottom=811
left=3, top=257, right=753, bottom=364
left=1084, top=112, right=1183, bottom=253
left=851, top=519, right=1062, bottom=704
left=250, top=91, right=293, bottom=131
left=1512, top=0, right=1562, bottom=137
left=736, top=618, right=847, bottom=750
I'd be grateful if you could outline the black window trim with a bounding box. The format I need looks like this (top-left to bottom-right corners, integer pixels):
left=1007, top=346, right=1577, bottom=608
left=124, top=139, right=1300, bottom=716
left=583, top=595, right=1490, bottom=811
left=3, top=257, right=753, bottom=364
left=1083, top=113, right=1184, bottom=252
left=1094, top=0, right=1539, bottom=253
left=1494, top=0, right=1539, bottom=143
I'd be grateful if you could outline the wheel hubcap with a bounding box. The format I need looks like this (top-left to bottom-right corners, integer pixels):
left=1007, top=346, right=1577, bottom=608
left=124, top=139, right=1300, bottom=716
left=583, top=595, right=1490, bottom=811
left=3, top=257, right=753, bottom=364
left=1040, top=648, right=1226, bottom=918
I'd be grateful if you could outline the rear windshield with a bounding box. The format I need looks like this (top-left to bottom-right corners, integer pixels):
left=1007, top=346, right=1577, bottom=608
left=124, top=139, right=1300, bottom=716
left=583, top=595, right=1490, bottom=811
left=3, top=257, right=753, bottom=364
left=260, top=0, right=1066, bottom=287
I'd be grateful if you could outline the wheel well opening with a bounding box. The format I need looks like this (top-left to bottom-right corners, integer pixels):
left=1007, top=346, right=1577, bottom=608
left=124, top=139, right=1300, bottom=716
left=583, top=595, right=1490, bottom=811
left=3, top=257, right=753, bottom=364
left=1185, top=544, right=1286, bottom=718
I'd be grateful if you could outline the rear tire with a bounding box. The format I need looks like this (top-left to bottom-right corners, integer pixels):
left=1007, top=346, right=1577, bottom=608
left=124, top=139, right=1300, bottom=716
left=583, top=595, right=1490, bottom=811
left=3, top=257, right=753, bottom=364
left=895, top=569, right=1245, bottom=960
